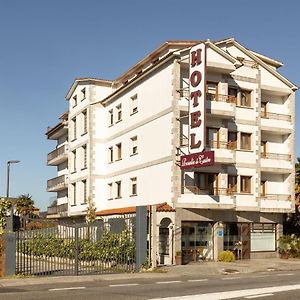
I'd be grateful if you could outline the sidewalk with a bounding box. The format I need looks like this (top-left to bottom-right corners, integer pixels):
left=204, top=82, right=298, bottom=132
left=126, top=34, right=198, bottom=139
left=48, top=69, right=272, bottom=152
left=1, top=258, right=300, bottom=287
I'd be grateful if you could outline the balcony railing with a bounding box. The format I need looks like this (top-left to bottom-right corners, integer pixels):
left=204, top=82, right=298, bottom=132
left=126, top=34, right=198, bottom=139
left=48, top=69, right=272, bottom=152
left=47, top=145, right=67, bottom=164
left=177, top=90, right=237, bottom=104
left=206, top=140, right=237, bottom=150
left=261, top=111, right=291, bottom=122
left=261, top=152, right=291, bottom=161
left=183, top=186, right=235, bottom=196
left=206, top=93, right=237, bottom=104
left=47, top=175, right=67, bottom=191
left=261, top=194, right=291, bottom=201
left=47, top=203, right=68, bottom=215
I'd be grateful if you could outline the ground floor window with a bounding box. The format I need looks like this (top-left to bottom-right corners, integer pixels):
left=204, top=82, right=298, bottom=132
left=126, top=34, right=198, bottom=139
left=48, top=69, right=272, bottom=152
left=250, top=223, right=276, bottom=252
left=181, top=222, right=213, bottom=262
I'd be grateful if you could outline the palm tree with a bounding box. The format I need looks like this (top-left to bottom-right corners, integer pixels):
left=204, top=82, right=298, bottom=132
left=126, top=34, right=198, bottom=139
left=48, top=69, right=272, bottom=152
left=15, top=194, right=35, bottom=228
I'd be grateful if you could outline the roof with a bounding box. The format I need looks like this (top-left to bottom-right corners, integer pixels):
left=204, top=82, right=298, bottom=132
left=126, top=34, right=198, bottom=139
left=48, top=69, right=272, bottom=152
left=96, top=202, right=175, bottom=216
left=66, top=77, right=113, bottom=100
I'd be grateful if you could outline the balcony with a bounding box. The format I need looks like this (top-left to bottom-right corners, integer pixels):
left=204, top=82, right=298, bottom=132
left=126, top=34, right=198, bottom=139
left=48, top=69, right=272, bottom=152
left=261, top=111, right=292, bottom=134
left=177, top=186, right=235, bottom=209
left=206, top=140, right=236, bottom=164
left=47, top=203, right=68, bottom=218
left=261, top=152, right=293, bottom=174
left=47, top=175, right=67, bottom=192
left=47, top=145, right=68, bottom=166
left=206, top=93, right=236, bottom=118
left=260, top=194, right=292, bottom=212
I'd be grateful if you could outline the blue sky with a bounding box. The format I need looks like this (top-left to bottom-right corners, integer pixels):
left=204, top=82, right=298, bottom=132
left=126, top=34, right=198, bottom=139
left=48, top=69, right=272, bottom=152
left=0, top=0, right=299, bottom=210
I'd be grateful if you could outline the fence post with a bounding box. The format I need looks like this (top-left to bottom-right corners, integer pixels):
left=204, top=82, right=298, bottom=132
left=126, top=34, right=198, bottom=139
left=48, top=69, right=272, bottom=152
left=4, top=233, right=16, bottom=276
left=135, top=206, right=147, bottom=272
left=74, top=226, right=79, bottom=276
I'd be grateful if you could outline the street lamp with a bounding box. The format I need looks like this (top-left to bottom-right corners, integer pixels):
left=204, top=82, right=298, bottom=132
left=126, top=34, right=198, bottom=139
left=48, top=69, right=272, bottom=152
left=6, top=160, right=20, bottom=232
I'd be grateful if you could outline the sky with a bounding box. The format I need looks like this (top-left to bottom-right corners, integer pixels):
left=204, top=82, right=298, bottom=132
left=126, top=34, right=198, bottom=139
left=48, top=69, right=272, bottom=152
left=0, top=0, right=299, bottom=210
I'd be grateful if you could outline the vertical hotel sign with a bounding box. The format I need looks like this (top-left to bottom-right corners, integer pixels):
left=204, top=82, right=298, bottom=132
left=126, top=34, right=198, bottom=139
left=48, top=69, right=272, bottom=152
left=180, top=43, right=214, bottom=170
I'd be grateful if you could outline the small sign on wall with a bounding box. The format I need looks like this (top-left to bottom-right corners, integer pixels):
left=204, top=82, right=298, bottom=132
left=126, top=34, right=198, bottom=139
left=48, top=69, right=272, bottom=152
left=180, top=151, right=214, bottom=170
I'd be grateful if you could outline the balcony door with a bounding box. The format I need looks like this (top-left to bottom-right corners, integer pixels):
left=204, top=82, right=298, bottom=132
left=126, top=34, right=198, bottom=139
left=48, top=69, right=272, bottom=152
left=195, top=173, right=219, bottom=195
left=228, top=132, right=237, bottom=150
left=206, top=82, right=218, bottom=101
left=206, top=128, right=220, bottom=149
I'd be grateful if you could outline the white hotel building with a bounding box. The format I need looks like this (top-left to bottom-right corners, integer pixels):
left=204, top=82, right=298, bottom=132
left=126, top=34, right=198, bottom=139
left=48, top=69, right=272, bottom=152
left=46, top=38, right=297, bottom=263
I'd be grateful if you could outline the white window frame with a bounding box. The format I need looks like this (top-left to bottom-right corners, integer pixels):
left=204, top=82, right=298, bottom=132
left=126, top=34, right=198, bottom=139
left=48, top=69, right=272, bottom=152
left=130, top=94, right=138, bottom=115
left=116, top=104, right=122, bottom=122
left=131, top=136, right=138, bottom=156
left=130, top=177, right=137, bottom=196
left=107, top=183, right=113, bottom=200
left=115, top=181, right=122, bottom=198
left=108, top=109, right=114, bottom=126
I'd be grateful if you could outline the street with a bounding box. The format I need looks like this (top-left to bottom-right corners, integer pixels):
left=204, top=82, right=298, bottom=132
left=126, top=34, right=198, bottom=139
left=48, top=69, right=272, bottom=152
left=1, top=270, right=300, bottom=299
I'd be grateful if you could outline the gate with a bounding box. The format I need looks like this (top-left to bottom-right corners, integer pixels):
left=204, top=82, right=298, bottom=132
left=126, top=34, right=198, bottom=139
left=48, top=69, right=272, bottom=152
left=15, top=217, right=137, bottom=276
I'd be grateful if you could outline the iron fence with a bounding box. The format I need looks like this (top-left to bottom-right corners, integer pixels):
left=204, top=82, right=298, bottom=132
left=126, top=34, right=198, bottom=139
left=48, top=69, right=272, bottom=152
left=15, top=217, right=136, bottom=276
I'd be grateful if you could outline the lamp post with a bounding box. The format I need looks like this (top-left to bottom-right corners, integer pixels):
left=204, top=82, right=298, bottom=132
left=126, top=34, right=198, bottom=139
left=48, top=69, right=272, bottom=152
left=6, top=160, right=20, bottom=232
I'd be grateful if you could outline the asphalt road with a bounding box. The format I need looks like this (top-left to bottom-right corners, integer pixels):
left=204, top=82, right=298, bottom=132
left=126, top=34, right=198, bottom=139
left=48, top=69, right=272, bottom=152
left=1, top=270, right=300, bottom=299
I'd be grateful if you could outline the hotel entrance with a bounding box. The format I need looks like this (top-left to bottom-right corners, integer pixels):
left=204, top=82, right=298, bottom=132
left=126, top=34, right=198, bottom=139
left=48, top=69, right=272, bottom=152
left=181, top=222, right=213, bottom=263
left=223, top=223, right=251, bottom=259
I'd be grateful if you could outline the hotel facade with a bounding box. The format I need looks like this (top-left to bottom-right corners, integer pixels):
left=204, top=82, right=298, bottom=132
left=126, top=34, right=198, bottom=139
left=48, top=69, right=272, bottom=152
left=46, top=38, right=297, bottom=264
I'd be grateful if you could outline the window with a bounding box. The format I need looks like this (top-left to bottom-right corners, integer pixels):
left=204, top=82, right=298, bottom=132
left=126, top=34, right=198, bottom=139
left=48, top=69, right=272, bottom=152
left=228, top=87, right=238, bottom=103
left=73, top=95, right=77, bottom=107
left=240, top=176, right=251, bottom=193
left=72, top=150, right=77, bottom=172
left=261, top=101, right=267, bottom=118
left=72, top=117, right=77, bottom=140
left=206, top=82, right=218, bottom=101
left=131, top=177, right=137, bottom=196
left=131, top=94, right=138, bottom=114
left=260, top=181, right=267, bottom=197
left=108, top=147, right=113, bottom=163
left=251, top=223, right=275, bottom=252
left=116, top=104, right=122, bottom=122
left=116, top=143, right=122, bottom=160
left=108, top=183, right=113, bottom=200
left=227, top=175, right=237, bottom=193
left=261, top=141, right=267, bottom=158
left=82, top=145, right=87, bottom=169
left=131, top=136, right=138, bottom=155
left=82, top=110, right=87, bottom=134
left=72, top=183, right=76, bottom=205
left=109, top=109, right=114, bottom=126
left=115, top=181, right=122, bottom=198
left=206, top=128, right=219, bottom=148
left=81, top=88, right=86, bottom=100
left=228, top=132, right=237, bottom=150
left=82, top=180, right=87, bottom=204
left=240, top=133, right=251, bottom=150
left=240, top=90, right=251, bottom=107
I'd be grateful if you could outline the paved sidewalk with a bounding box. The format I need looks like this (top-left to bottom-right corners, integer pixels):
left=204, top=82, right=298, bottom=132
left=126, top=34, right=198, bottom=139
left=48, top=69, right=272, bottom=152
left=1, top=258, right=300, bottom=287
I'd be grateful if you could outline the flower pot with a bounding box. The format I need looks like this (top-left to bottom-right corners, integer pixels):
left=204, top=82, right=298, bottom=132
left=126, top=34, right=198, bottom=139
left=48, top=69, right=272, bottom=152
left=175, top=255, right=182, bottom=265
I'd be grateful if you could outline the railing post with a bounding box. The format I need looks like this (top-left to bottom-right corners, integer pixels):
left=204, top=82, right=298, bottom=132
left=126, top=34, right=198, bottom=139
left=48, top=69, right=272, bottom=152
left=74, top=226, right=79, bottom=276
left=135, top=206, right=147, bottom=272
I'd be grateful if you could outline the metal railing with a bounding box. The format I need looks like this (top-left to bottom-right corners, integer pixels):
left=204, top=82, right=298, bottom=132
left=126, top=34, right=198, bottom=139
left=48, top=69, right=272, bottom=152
left=206, top=93, right=237, bottom=104
left=47, top=175, right=67, bottom=191
left=47, top=203, right=68, bottom=215
left=47, top=145, right=67, bottom=163
left=206, top=140, right=237, bottom=150
left=261, top=194, right=291, bottom=201
left=261, top=111, right=291, bottom=122
left=183, top=186, right=234, bottom=196
left=261, top=152, right=291, bottom=161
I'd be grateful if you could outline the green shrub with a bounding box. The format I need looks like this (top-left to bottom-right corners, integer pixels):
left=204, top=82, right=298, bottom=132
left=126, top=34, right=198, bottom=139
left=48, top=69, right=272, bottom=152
left=218, top=250, right=235, bottom=262
left=278, top=234, right=300, bottom=258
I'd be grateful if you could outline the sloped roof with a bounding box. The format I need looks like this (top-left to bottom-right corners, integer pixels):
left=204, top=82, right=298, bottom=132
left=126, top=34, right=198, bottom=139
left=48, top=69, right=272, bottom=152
left=96, top=202, right=175, bottom=216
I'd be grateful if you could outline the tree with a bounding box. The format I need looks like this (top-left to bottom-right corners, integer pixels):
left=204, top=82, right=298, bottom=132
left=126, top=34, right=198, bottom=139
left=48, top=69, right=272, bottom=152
left=0, top=198, right=11, bottom=234
left=15, top=194, right=35, bottom=228
left=85, top=197, right=96, bottom=225
left=295, top=157, right=300, bottom=192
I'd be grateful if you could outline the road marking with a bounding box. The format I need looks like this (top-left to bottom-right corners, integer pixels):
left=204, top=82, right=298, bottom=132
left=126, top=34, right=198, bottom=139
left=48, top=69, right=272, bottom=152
left=244, top=294, right=274, bottom=299
left=150, top=284, right=300, bottom=300
left=109, top=283, right=139, bottom=287
left=187, top=279, right=208, bottom=282
left=222, top=276, right=241, bottom=280
left=49, top=287, right=86, bottom=291
left=156, top=281, right=181, bottom=284
left=275, top=273, right=294, bottom=276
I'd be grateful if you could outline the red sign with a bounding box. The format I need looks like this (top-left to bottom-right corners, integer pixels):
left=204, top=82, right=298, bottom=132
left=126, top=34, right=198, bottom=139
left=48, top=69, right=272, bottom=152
left=189, top=43, right=206, bottom=153
left=180, top=151, right=214, bottom=170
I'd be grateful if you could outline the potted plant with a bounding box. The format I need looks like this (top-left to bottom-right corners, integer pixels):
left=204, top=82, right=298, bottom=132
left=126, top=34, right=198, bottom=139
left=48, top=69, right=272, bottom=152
left=175, top=250, right=182, bottom=265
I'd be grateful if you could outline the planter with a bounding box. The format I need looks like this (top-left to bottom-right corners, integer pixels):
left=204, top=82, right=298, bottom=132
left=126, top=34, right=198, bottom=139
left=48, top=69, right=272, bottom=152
left=175, top=255, right=182, bottom=265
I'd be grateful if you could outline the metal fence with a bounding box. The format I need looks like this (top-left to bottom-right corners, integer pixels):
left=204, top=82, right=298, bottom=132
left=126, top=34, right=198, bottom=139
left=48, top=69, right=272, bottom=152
left=15, top=217, right=137, bottom=276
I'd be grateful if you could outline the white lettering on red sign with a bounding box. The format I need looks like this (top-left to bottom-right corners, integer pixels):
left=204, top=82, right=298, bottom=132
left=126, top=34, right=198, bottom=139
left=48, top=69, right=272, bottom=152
left=189, top=43, right=206, bottom=153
